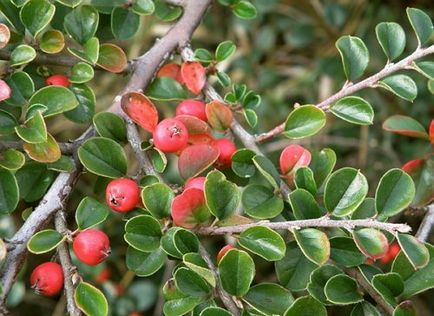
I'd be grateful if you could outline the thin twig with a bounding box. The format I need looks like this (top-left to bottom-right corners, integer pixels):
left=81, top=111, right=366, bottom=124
left=54, top=211, right=81, bottom=316
left=197, top=217, right=411, bottom=235
left=199, top=245, right=240, bottom=315
left=256, top=44, right=434, bottom=142
left=346, top=267, right=394, bottom=315
left=416, top=204, right=434, bottom=242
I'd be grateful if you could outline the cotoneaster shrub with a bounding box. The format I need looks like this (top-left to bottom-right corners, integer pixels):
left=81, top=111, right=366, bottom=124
left=0, top=1, right=433, bottom=316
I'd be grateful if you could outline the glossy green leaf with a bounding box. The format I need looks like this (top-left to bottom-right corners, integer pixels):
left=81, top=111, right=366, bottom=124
left=10, top=44, right=36, bottom=67
left=47, top=155, right=75, bottom=172
left=70, top=62, right=94, bottom=83
left=289, top=189, right=324, bottom=220
left=68, top=37, right=99, bottom=64
left=64, top=5, right=99, bottom=44
left=0, top=169, right=19, bottom=215
left=183, top=253, right=215, bottom=287
left=275, top=241, right=318, bottom=291
left=406, top=7, right=433, bottom=46
left=194, top=48, right=213, bottom=63
left=393, top=301, right=417, bottom=316
left=141, top=183, right=173, bottom=219
left=284, top=296, right=327, bottom=316
left=132, top=0, right=154, bottom=15
left=408, top=157, right=434, bottom=207
left=75, top=197, right=110, bottom=230
left=391, top=251, right=415, bottom=281
left=174, top=267, right=211, bottom=298
left=353, top=228, right=388, bottom=259
left=336, top=36, right=369, bottom=81
left=309, top=148, right=336, bottom=189
left=23, top=132, right=61, bottom=163
left=252, top=155, right=281, bottom=190
left=375, top=22, right=406, bottom=60
left=219, top=249, right=254, bottom=297
left=97, top=43, right=127, bottom=73
left=15, top=110, right=47, bottom=143
left=372, top=272, right=404, bottom=306
left=324, top=274, right=363, bottom=305
left=39, top=29, right=64, bottom=54
left=0, top=110, right=18, bottom=135
left=330, top=237, right=366, bottom=267
left=382, top=115, right=428, bottom=139
left=231, top=148, right=256, bottom=178
left=78, top=137, right=128, bottom=178
left=397, top=233, right=429, bottom=269
left=0, top=149, right=25, bottom=171
left=20, top=0, right=55, bottom=37
left=56, top=0, right=82, bottom=8
left=16, top=162, right=54, bottom=202
left=378, top=75, right=417, bottom=102
left=376, top=168, right=415, bottom=220
left=294, top=228, right=330, bottom=265
left=173, top=228, right=199, bottom=256
left=307, top=264, right=343, bottom=304
left=294, top=167, right=317, bottom=195
left=0, top=1, right=24, bottom=33
left=331, top=96, right=374, bottom=125
left=27, top=229, right=64, bottom=254
left=351, top=197, right=377, bottom=219
left=324, top=167, right=368, bottom=217
left=215, top=41, right=236, bottom=62
left=154, top=0, right=182, bottom=21
left=93, top=112, right=126, bottom=141
left=29, top=86, right=78, bottom=117
left=111, top=7, right=140, bottom=39
left=149, top=148, right=167, bottom=173
left=200, top=307, right=232, bottom=316
left=239, top=226, right=286, bottom=261
left=126, top=246, right=167, bottom=277
left=351, top=302, right=381, bottom=316
left=205, top=170, right=240, bottom=220
left=146, top=77, right=187, bottom=101
left=242, top=184, right=284, bottom=219
left=243, top=283, right=293, bottom=315
left=160, top=227, right=183, bottom=258
left=244, top=109, right=257, bottom=128
left=124, top=215, right=162, bottom=252
left=64, top=84, right=96, bottom=124
left=413, top=61, right=434, bottom=80
left=74, top=281, right=108, bottom=316
left=232, top=1, right=257, bottom=20
left=4, top=71, right=34, bottom=107
left=283, top=105, right=326, bottom=139
left=163, top=289, right=202, bottom=316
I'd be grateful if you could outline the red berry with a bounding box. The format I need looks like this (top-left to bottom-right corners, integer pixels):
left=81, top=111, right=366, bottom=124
left=73, top=229, right=111, bottom=266
left=153, top=118, right=189, bottom=153
left=176, top=99, right=207, bottom=122
left=106, top=178, right=140, bottom=212
left=213, top=138, right=236, bottom=169
left=45, top=74, right=70, bottom=87
left=0, top=79, right=12, bottom=102
left=95, top=267, right=111, bottom=283
left=217, top=245, right=235, bottom=263
left=30, top=262, right=64, bottom=296
left=184, top=176, right=206, bottom=191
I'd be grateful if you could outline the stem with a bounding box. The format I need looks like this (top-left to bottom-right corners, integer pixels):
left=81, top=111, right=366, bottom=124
left=416, top=203, right=434, bottom=242
left=256, top=44, right=434, bottom=142
left=199, top=245, right=240, bottom=315
left=197, top=217, right=411, bottom=235
left=54, top=211, right=81, bottom=316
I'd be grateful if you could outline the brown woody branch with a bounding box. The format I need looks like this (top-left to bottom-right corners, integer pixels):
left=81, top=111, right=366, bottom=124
left=256, top=44, right=434, bottom=143
left=416, top=203, right=434, bottom=242
left=197, top=217, right=411, bottom=235
left=0, top=0, right=212, bottom=306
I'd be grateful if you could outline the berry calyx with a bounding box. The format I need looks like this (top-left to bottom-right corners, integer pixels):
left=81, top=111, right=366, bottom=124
left=153, top=118, right=189, bottom=153
left=30, top=262, right=64, bottom=296
left=106, top=178, right=140, bottom=212
left=176, top=99, right=207, bottom=122
left=217, top=245, right=235, bottom=263
left=213, top=138, right=236, bottom=169
left=45, top=74, right=70, bottom=87
left=73, top=229, right=111, bottom=266
left=184, top=176, right=206, bottom=191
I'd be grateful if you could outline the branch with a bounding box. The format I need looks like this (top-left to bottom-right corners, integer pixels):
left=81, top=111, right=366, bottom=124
left=345, top=267, right=394, bottom=315
left=0, top=0, right=213, bottom=303
left=54, top=211, right=81, bottom=316
left=416, top=203, right=434, bottom=242
left=197, top=217, right=411, bottom=235
left=199, top=245, right=240, bottom=315
left=0, top=139, right=84, bottom=155
left=179, top=46, right=292, bottom=199
left=256, top=44, right=434, bottom=143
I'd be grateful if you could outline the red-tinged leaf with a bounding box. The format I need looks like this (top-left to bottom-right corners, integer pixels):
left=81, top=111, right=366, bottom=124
left=0, top=80, right=11, bottom=102
left=121, top=92, right=158, bottom=133
left=429, top=119, right=434, bottom=144
left=383, top=115, right=429, bottom=140
left=171, top=188, right=210, bottom=229
left=176, top=114, right=213, bottom=144
left=96, top=43, right=127, bottom=73
left=401, top=159, right=424, bottom=173
left=279, top=144, right=311, bottom=176
left=157, top=63, right=184, bottom=84
left=181, top=61, right=206, bottom=95
left=205, top=101, right=233, bottom=132
left=178, top=144, right=219, bottom=179
left=0, top=23, right=10, bottom=49
left=23, top=133, right=61, bottom=163
left=353, top=228, right=389, bottom=260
